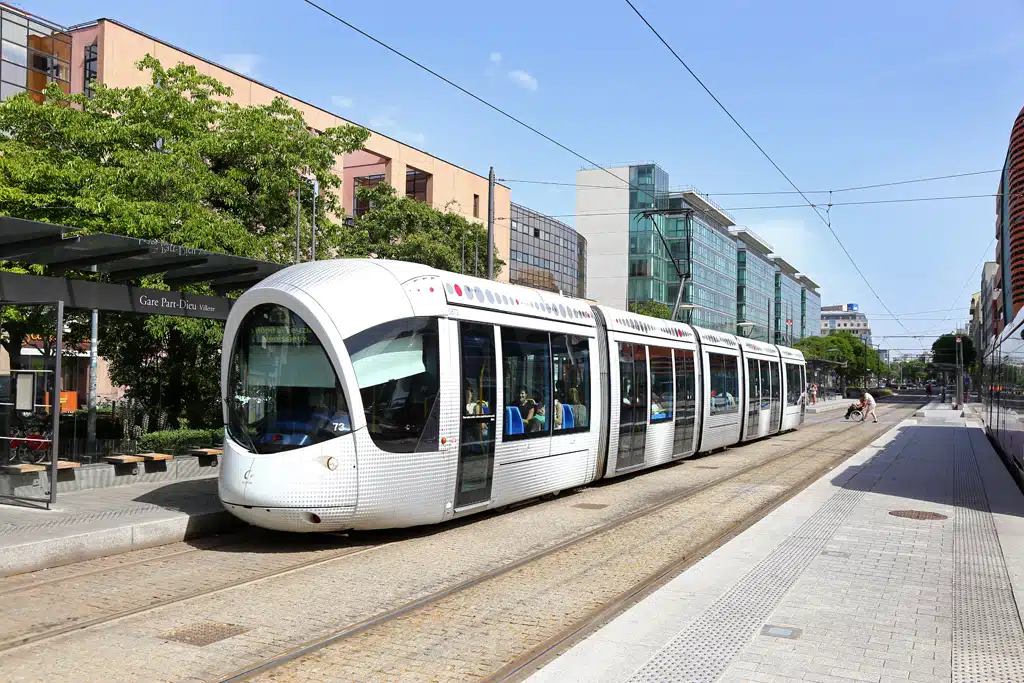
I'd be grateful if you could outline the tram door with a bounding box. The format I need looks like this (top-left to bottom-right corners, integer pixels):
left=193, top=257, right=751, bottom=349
left=616, top=343, right=648, bottom=470
left=456, top=322, right=496, bottom=508
left=745, top=358, right=760, bottom=439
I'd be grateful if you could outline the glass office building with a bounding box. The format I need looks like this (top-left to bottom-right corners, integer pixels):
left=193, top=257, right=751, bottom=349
left=626, top=164, right=737, bottom=333
left=0, top=7, right=71, bottom=103
left=735, top=231, right=776, bottom=343
left=774, top=258, right=804, bottom=345
left=801, top=278, right=821, bottom=340
left=509, top=203, right=587, bottom=298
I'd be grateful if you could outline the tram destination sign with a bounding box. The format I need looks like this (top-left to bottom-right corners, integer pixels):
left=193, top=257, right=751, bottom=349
left=0, top=272, right=232, bottom=320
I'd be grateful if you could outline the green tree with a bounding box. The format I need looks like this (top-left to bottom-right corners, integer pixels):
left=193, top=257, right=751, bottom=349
left=0, top=56, right=369, bottom=427
left=931, top=333, right=976, bottom=368
left=350, top=183, right=504, bottom=277
left=628, top=300, right=672, bottom=319
left=795, top=332, right=880, bottom=388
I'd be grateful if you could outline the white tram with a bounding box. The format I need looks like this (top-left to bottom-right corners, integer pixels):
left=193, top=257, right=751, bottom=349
left=219, top=259, right=806, bottom=532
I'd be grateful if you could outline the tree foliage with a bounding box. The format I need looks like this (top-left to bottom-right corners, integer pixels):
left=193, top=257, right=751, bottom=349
left=931, top=333, right=976, bottom=368
left=628, top=300, right=673, bottom=320
left=348, top=183, right=504, bottom=277
left=0, top=57, right=369, bottom=426
left=794, top=332, right=884, bottom=384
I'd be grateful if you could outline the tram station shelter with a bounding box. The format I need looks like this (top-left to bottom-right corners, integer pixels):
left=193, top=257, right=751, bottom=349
left=0, top=215, right=284, bottom=507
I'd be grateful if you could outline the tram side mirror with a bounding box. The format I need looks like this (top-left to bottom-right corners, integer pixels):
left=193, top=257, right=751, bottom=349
left=13, top=371, right=35, bottom=413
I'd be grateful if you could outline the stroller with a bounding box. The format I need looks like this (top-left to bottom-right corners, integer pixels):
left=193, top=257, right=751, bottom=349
left=844, top=402, right=864, bottom=421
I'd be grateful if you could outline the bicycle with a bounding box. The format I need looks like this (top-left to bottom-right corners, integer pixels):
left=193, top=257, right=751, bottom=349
left=8, top=423, right=53, bottom=465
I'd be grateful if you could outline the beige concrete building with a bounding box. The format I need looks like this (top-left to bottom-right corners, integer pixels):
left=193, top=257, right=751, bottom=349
left=63, top=15, right=512, bottom=279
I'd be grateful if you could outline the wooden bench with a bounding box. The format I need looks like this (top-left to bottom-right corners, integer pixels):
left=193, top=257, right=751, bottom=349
left=2, top=461, right=82, bottom=474
left=137, top=452, right=172, bottom=462
left=189, top=448, right=223, bottom=457
left=2, top=463, right=47, bottom=474
left=104, top=455, right=146, bottom=465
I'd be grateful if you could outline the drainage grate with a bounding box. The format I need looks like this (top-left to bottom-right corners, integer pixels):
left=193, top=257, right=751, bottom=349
left=157, top=621, right=248, bottom=647
left=889, top=510, right=948, bottom=521
left=760, top=624, right=802, bottom=639
left=574, top=503, right=608, bottom=510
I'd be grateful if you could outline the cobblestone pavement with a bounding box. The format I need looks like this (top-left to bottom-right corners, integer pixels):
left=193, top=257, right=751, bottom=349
left=0, top=405, right=912, bottom=682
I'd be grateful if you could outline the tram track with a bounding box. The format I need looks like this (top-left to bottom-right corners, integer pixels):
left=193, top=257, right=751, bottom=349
left=0, top=404, right=915, bottom=670
left=221, top=404, right=919, bottom=682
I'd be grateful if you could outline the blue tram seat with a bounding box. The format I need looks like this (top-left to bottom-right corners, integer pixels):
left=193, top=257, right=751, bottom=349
left=562, top=403, right=575, bottom=429
left=505, top=406, right=524, bottom=435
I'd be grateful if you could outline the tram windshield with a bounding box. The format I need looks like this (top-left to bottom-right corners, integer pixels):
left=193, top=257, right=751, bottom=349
left=227, top=304, right=351, bottom=454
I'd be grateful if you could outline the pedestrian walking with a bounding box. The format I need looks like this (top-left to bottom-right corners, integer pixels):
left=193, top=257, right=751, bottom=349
left=860, top=390, right=878, bottom=423
left=810, top=383, right=818, bottom=405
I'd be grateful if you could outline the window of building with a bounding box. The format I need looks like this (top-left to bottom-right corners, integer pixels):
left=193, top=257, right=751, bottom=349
left=551, top=334, right=590, bottom=430
left=347, top=317, right=440, bottom=453
left=406, top=168, right=429, bottom=202
left=502, top=327, right=551, bottom=439
left=83, top=41, right=97, bottom=98
left=473, top=193, right=480, bottom=218
left=226, top=304, right=350, bottom=454
left=649, top=346, right=673, bottom=423
left=353, top=174, right=385, bottom=218
left=708, top=353, right=739, bottom=415
left=785, top=362, right=803, bottom=405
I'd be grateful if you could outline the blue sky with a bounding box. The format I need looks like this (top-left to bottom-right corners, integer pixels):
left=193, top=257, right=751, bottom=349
left=40, top=0, right=1024, bottom=352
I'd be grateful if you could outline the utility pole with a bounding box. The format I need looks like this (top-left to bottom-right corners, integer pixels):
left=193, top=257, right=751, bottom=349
left=487, top=166, right=495, bottom=280
left=87, top=308, right=97, bottom=457
left=311, top=177, right=319, bottom=261
left=295, top=180, right=301, bottom=264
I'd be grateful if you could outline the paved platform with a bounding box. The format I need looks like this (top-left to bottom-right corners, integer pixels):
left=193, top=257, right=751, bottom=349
left=0, top=475, right=239, bottom=577
left=530, top=418, right=1024, bottom=682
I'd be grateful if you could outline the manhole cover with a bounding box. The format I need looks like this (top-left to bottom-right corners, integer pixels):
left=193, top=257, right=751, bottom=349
left=821, top=550, right=850, bottom=558
left=889, top=510, right=948, bottom=521
left=157, top=621, right=248, bottom=646
left=574, top=503, right=608, bottom=510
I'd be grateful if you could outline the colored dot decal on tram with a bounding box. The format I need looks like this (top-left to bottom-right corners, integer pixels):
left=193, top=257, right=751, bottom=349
left=558, top=304, right=566, bottom=317
left=486, top=290, right=494, bottom=303
left=454, top=284, right=462, bottom=296
left=465, top=287, right=474, bottom=300
left=474, top=287, right=484, bottom=300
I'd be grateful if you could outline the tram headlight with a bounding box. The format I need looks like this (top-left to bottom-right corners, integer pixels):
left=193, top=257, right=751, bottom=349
left=326, top=456, right=338, bottom=471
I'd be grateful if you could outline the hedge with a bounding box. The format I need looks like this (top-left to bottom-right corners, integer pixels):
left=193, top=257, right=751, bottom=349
left=138, top=428, right=223, bottom=455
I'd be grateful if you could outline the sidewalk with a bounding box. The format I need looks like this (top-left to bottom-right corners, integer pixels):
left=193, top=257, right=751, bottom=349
left=0, top=475, right=239, bottom=577
left=530, top=417, right=1024, bottom=682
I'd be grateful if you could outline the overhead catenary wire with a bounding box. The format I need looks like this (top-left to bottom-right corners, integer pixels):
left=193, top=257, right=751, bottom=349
left=499, top=168, right=1003, bottom=195
left=622, top=0, right=910, bottom=333
left=299, top=0, right=711, bottom=300
left=494, top=191, right=1021, bottom=221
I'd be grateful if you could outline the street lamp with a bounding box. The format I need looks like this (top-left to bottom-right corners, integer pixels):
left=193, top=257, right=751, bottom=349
left=737, top=321, right=763, bottom=339
left=677, top=303, right=696, bottom=325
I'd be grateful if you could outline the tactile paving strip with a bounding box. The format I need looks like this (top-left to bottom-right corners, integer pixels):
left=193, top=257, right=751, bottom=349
left=627, top=435, right=913, bottom=682
left=952, top=429, right=1024, bottom=682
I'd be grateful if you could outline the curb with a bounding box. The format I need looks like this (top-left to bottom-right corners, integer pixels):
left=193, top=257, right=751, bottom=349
left=0, top=509, right=244, bottom=578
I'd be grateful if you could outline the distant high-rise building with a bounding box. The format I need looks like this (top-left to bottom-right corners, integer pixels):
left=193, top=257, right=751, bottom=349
left=820, top=304, right=872, bottom=346
left=509, top=203, right=587, bottom=298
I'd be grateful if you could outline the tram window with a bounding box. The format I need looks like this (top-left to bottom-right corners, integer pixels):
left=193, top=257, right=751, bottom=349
left=747, top=358, right=760, bottom=404
left=551, top=334, right=591, bottom=431
left=785, top=363, right=803, bottom=405
left=502, top=327, right=552, bottom=439
left=708, top=353, right=739, bottom=415
left=759, top=360, right=771, bottom=407
left=347, top=317, right=440, bottom=453
left=226, top=304, right=350, bottom=454
left=649, top=347, right=673, bottom=423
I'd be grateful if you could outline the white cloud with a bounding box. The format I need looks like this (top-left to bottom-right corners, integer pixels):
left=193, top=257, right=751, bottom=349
left=220, top=53, right=262, bottom=76
left=369, top=108, right=425, bottom=146
left=508, top=69, right=538, bottom=91
left=331, top=95, right=353, bottom=110
left=489, top=52, right=502, bottom=64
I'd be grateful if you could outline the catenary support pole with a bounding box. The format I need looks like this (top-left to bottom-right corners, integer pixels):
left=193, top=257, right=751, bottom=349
left=487, top=166, right=495, bottom=279
left=87, top=308, right=97, bottom=457
left=311, top=178, right=319, bottom=261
